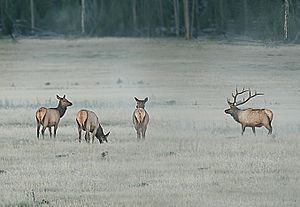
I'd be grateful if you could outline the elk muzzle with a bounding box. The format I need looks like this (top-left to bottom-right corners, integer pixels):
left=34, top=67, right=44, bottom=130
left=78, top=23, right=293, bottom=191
left=224, top=108, right=231, bottom=114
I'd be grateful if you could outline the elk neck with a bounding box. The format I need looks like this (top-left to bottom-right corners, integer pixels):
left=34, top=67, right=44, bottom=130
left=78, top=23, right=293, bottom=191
left=56, top=103, right=68, bottom=118
left=136, top=105, right=145, bottom=109
left=230, top=107, right=241, bottom=123
left=96, top=124, right=105, bottom=138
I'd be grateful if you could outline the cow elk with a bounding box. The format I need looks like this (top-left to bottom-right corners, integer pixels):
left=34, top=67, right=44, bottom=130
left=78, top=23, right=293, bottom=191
left=76, top=109, right=110, bottom=144
left=36, top=95, right=72, bottom=139
left=224, top=88, right=273, bottom=135
left=133, top=97, right=149, bottom=139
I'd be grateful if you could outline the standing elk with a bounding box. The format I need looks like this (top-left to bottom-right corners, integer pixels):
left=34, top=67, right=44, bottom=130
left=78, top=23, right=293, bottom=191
left=224, top=88, right=273, bottom=135
left=76, top=109, right=110, bottom=143
left=36, top=95, right=72, bottom=139
left=132, top=97, right=149, bottom=139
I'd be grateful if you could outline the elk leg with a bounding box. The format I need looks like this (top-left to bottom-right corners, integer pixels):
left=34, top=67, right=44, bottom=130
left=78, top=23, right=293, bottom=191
left=252, top=127, right=256, bottom=135
left=53, top=124, right=58, bottom=138
left=266, top=124, right=272, bottom=135
left=91, top=130, right=97, bottom=143
left=142, top=126, right=147, bottom=139
left=136, top=128, right=141, bottom=139
left=85, top=127, right=90, bottom=143
left=48, top=127, right=52, bottom=138
left=241, top=125, right=246, bottom=135
left=78, top=127, right=82, bottom=143
left=85, top=132, right=90, bottom=143
left=36, top=124, right=40, bottom=139
left=41, top=126, right=46, bottom=139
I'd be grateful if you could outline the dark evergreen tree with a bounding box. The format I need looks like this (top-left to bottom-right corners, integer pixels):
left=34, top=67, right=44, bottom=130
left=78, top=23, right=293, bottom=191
left=0, top=0, right=299, bottom=41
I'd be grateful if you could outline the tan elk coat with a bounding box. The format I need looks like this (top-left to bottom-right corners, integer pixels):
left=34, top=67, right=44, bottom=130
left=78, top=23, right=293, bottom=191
left=133, top=97, right=149, bottom=139
left=224, top=88, right=273, bottom=135
left=36, top=95, right=72, bottom=138
left=76, top=109, right=110, bottom=143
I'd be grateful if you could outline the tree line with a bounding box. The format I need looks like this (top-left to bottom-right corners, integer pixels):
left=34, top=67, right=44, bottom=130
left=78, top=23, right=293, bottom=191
left=0, top=0, right=300, bottom=41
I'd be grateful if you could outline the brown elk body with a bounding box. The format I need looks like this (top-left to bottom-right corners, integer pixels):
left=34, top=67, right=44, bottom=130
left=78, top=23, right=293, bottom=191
left=36, top=95, right=72, bottom=139
left=132, top=97, right=149, bottom=139
left=224, top=88, right=273, bottom=135
left=76, top=109, right=110, bottom=143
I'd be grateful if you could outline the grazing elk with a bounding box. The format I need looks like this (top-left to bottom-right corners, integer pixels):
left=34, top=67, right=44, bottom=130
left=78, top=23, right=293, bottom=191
left=224, top=88, right=273, bottom=135
left=133, top=97, right=149, bottom=139
left=36, top=95, right=72, bottom=139
left=76, top=109, right=110, bottom=143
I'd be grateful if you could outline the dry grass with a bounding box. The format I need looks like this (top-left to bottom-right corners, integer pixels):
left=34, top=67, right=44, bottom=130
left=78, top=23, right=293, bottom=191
left=0, top=38, right=299, bottom=206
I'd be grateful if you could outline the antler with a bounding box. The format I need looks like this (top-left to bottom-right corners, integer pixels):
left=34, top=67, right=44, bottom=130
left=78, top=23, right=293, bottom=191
left=227, top=87, right=249, bottom=106
left=227, top=87, right=263, bottom=106
left=235, top=89, right=264, bottom=106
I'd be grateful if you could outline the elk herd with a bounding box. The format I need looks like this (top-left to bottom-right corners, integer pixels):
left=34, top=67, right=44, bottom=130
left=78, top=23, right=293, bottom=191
left=35, top=95, right=150, bottom=143
left=35, top=87, right=273, bottom=144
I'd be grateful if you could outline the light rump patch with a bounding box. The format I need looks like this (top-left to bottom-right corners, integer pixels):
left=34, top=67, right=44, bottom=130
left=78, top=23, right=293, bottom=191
left=76, top=110, right=88, bottom=130
left=134, top=108, right=145, bottom=124
left=35, top=107, right=47, bottom=124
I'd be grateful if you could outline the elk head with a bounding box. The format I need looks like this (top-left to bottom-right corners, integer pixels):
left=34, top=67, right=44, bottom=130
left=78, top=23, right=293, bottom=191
left=225, top=88, right=264, bottom=116
left=57, top=94, right=73, bottom=107
left=102, top=132, right=110, bottom=143
left=134, top=97, right=148, bottom=109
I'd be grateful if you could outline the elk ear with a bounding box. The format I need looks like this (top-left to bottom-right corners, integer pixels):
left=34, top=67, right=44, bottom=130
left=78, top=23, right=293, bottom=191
left=56, top=95, right=61, bottom=100
left=144, top=97, right=148, bottom=103
left=134, top=97, right=139, bottom=102
left=103, top=132, right=110, bottom=143
left=63, top=95, right=66, bottom=99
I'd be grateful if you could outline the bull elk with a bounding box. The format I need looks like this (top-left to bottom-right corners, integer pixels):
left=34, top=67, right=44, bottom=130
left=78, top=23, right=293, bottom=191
left=132, top=97, right=149, bottom=139
left=76, top=109, right=110, bottom=143
left=36, top=95, right=72, bottom=139
left=224, top=88, right=273, bottom=135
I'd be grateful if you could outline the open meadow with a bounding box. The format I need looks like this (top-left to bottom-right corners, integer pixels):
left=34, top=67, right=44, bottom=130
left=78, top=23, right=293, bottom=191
left=0, top=38, right=299, bottom=206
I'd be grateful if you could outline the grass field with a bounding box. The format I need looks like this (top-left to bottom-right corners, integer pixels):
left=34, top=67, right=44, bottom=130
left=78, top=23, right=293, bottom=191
left=0, top=38, right=299, bottom=207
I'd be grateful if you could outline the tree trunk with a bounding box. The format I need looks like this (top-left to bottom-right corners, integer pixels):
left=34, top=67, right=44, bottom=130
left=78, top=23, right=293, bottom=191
left=30, top=0, right=35, bottom=34
left=99, top=0, right=104, bottom=19
left=81, top=0, right=85, bottom=35
left=173, top=0, right=180, bottom=37
left=159, top=0, right=164, bottom=36
left=191, top=0, right=195, bottom=38
left=243, top=0, right=248, bottom=35
left=195, top=0, right=200, bottom=36
left=183, top=0, right=190, bottom=39
left=219, top=0, right=224, bottom=32
left=93, top=0, right=98, bottom=19
left=0, top=0, right=4, bottom=34
left=132, top=0, right=137, bottom=33
left=284, top=0, right=289, bottom=40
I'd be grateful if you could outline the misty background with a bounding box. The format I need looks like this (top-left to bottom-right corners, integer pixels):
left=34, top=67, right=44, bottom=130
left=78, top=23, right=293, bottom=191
left=0, top=0, right=299, bottom=41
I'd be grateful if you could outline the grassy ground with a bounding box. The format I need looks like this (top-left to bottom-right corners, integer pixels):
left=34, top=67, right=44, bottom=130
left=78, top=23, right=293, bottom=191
left=0, top=38, right=299, bottom=207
